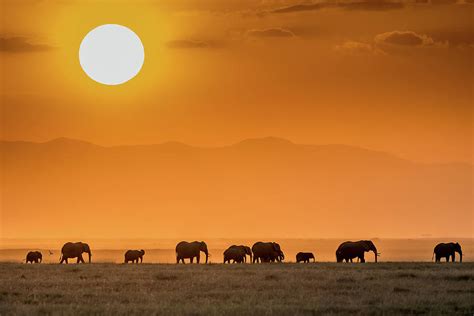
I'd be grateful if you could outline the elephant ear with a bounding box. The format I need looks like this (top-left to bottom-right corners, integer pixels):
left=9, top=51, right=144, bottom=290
left=272, top=243, right=279, bottom=251
left=362, top=241, right=372, bottom=251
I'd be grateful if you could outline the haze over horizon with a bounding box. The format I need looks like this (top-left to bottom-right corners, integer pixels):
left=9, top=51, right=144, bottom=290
left=1, top=1, right=472, bottom=242
left=2, top=136, right=472, bottom=165
left=1, top=136, right=472, bottom=239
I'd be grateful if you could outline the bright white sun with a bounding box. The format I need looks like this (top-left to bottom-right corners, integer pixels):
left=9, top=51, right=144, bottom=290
left=79, top=24, right=144, bottom=85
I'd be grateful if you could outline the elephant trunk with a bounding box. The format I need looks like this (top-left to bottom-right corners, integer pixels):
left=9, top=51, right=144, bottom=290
left=249, top=253, right=253, bottom=263
left=87, top=251, right=92, bottom=263
left=458, top=251, right=462, bottom=262
left=373, top=249, right=378, bottom=263
left=204, top=250, right=208, bottom=264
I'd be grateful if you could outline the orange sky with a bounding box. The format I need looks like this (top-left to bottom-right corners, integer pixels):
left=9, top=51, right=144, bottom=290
left=0, top=1, right=473, bottom=239
left=1, top=0, right=472, bottom=163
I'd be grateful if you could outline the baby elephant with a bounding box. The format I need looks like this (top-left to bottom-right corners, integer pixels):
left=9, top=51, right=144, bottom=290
left=296, top=252, right=315, bottom=263
left=124, top=249, right=145, bottom=263
left=26, top=251, right=42, bottom=263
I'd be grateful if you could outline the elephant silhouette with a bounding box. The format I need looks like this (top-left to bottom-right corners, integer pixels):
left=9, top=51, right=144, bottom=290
left=60, top=242, right=91, bottom=264
left=124, top=249, right=145, bottom=263
left=252, top=242, right=284, bottom=263
left=433, top=242, right=462, bottom=262
left=176, top=241, right=208, bottom=264
left=296, top=252, right=315, bottom=263
left=223, top=245, right=252, bottom=263
left=26, top=251, right=42, bottom=263
left=336, top=240, right=379, bottom=263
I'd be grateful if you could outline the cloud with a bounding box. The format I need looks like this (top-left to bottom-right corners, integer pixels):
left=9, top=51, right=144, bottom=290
left=271, top=1, right=404, bottom=13
left=272, top=3, right=327, bottom=13
left=375, top=31, right=435, bottom=46
left=428, top=30, right=474, bottom=46
left=334, top=41, right=383, bottom=55
left=342, top=1, right=405, bottom=10
left=335, top=30, right=449, bottom=55
left=0, top=37, right=53, bottom=53
left=246, top=28, right=295, bottom=38
left=166, top=39, right=221, bottom=49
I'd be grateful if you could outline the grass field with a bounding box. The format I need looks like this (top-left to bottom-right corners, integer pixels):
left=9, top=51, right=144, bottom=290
left=0, top=263, right=473, bottom=315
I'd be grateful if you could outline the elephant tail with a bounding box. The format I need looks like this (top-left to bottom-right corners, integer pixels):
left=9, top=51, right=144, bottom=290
left=59, top=253, right=63, bottom=263
left=431, top=252, right=434, bottom=261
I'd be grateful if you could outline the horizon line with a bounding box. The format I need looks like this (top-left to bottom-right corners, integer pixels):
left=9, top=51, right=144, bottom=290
left=2, top=136, right=473, bottom=165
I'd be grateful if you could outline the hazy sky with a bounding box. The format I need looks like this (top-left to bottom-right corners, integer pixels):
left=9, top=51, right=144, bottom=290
left=1, top=0, right=473, bottom=164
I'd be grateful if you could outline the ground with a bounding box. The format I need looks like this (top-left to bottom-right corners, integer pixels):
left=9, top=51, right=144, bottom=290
left=0, top=263, right=472, bottom=315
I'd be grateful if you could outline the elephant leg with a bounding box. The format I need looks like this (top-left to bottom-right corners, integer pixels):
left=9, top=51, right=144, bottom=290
left=452, top=254, right=455, bottom=262
left=196, top=256, right=200, bottom=264
left=65, top=258, right=69, bottom=264
left=190, top=257, right=194, bottom=264
left=79, top=255, right=85, bottom=263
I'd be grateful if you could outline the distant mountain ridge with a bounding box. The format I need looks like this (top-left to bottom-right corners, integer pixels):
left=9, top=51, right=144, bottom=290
left=1, top=136, right=470, bottom=166
left=1, top=137, right=472, bottom=239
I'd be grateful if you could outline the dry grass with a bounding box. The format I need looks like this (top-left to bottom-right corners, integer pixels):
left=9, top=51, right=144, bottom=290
left=0, top=263, right=472, bottom=315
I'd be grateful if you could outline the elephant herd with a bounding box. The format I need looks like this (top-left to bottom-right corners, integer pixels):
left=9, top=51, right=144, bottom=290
left=24, top=240, right=464, bottom=264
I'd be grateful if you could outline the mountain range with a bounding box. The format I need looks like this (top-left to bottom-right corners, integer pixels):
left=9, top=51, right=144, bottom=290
left=1, top=137, right=472, bottom=239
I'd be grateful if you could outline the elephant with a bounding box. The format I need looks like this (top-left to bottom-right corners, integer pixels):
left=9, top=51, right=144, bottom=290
left=433, top=242, right=462, bottom=262
left=26, top=251, right=42, bottom=263
left=296, top=252, right=315, bottom=263
left=252, top=242, right=284, bottom=263
left=223, top=245, right=252, bottom=263
left=336, top=240, right=379, bottom=263
left=124, top=249, right=145, bottom=263
left=176, top=241, right=208, bottom=264
left=60, top=242, right=91, bottom=264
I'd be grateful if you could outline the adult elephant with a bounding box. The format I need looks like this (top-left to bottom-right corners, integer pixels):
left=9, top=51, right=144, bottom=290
left=252, top=242, right=284, bottom=263
left=433, top=242, right=462, bottom=262
left=26, top=251, right=42, bottom=263
left=336, top=240, right=379, bottom=263
left=60, top=242, right=91, bottom=264
left=176, top=241, right=208, bottom=264
left=296, top=252, right=315, bottom=263
left=124, top=249, right=145, bottom=263
left=223, top=245, right=252, bottom=263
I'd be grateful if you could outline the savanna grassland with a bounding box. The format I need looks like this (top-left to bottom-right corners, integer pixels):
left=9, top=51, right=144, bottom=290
left=0, top=263, right=473, bottom=315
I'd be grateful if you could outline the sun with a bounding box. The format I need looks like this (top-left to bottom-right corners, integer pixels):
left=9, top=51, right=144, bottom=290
left=79, top=24, right=144, bottom=85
